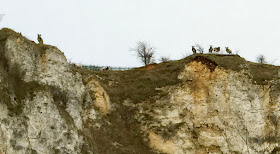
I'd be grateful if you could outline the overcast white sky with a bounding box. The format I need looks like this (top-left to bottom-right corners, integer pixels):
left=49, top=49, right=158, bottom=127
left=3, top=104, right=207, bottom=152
left=0, top=0, right=280, bottom=67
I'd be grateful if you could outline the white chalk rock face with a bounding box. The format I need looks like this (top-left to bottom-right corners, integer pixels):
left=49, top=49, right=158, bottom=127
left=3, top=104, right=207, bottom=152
left=0, top=29, right=280, bottom=154
left=0, top=29, right=100, bottom=153
left=136, top=61, right=280, bottom=154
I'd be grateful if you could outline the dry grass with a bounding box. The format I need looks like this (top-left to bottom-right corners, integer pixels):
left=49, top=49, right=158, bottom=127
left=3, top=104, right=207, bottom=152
left=76, top=53, right=279, bottom=105
left=1, top=28, right=279, bottom=153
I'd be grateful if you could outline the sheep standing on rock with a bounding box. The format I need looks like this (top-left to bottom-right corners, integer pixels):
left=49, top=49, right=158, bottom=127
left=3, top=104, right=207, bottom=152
left=209, top=45, right=213, bottom=53
left=214, top=47, right=220, bottom=53
left=225, top=47, right=232, bottom=54
left=37, top=34, right=43, bottom=44
left=192, top=46, right=196, bottom=54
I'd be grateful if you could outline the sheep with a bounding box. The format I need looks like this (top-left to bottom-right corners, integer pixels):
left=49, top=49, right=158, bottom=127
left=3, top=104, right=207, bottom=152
left=37, top=34, right=43, bottom=44
left=225, top=47, right=232, bottom=54
left=214, top=47, right=220, bottom=53
left=209, top=45, right=213, bottom=53
left=73, top=63, right=82, bottom=68
left=192, top=46, right=196, bottom=54
left=101, top=66, right=110, bottom=71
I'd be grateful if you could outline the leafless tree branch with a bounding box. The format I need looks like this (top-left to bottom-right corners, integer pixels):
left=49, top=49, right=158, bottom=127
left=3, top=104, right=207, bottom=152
left=256, top=54, right=266, bottom=64
left=130, top=41, right=156, bottom=66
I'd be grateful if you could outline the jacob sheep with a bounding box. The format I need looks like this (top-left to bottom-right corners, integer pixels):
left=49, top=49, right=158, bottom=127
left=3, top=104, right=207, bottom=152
left=101, top=66, right=110, bottom=71
left=214, top=47, right=220, bottom=53
left=225, top=47, right=232, bottom=54
left=37, top=34, right=43, bottom=44
left=192, top=46, right=196, bottom=54
left=209, top=45, right=213, bottom=53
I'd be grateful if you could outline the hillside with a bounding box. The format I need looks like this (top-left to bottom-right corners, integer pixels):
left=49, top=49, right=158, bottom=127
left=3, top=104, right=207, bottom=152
left=0, top=28, right=279, bottom=153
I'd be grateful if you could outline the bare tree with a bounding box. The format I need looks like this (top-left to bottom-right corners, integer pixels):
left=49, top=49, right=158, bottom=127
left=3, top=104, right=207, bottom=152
left=159, top=56, right=170, bottom=63
left=130, top=41, right=156, bottom=66
left=195, top=44, right=204, bottom=53
left=256, top=54, right=266, bottom=64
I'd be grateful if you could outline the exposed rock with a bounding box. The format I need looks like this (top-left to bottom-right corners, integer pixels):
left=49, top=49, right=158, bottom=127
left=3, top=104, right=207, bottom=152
left=0, top=28, right=96, bottom=153
left=136, top=61, right=280, bottom=153
left=0, top=28, right=279, bottom=154
left=84, top=76, right=111, bottom=114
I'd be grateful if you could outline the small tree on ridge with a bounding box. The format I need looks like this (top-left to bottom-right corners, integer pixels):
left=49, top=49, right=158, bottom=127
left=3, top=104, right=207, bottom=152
left=159, top=56, right=170, bottom=63
left=256, top=54, right=266, bottom=64
left=130, top=41, right=156, bottom=66
left=195, top=44, right=204, bottom=53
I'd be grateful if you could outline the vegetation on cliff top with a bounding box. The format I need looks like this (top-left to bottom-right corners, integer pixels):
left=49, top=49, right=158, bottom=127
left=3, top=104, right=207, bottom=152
left=0, top=28, right=279, bottom=153
left=73, top=54, right=279, bottom=153
left=75, top=53, right=279, bottom=106
left=1, top=28, right=278, bottom=106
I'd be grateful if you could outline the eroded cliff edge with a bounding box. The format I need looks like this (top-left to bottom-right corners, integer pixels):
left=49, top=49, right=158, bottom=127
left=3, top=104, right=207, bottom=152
left=0, top=28, right=279, bottom=154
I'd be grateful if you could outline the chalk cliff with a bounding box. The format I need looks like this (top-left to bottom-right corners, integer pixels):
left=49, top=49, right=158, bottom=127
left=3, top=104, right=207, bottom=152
left=0, top=28, right=279, bottom=154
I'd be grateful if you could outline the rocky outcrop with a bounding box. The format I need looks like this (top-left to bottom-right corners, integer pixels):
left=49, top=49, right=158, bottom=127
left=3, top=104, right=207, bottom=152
left=0, top=28, right=98, bottom=153
left=136, top=59, right=280, bottom=153
left=84, top=77, right=111, bottom=114
left=0, top=28, right=279, bottom=154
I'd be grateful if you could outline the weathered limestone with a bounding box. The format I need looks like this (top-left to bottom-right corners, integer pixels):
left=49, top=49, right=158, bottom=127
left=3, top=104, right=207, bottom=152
left=0, top=28, right=279, bottom=154
left=136, top=61, right=280, bottom=153
left=85, top=77, right=111, bottom=114
left=0, top=29, right=99, bottom=153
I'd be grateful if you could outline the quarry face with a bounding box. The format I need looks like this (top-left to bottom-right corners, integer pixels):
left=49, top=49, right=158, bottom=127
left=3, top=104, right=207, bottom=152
left=0, top=28, right=279, bottom=154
